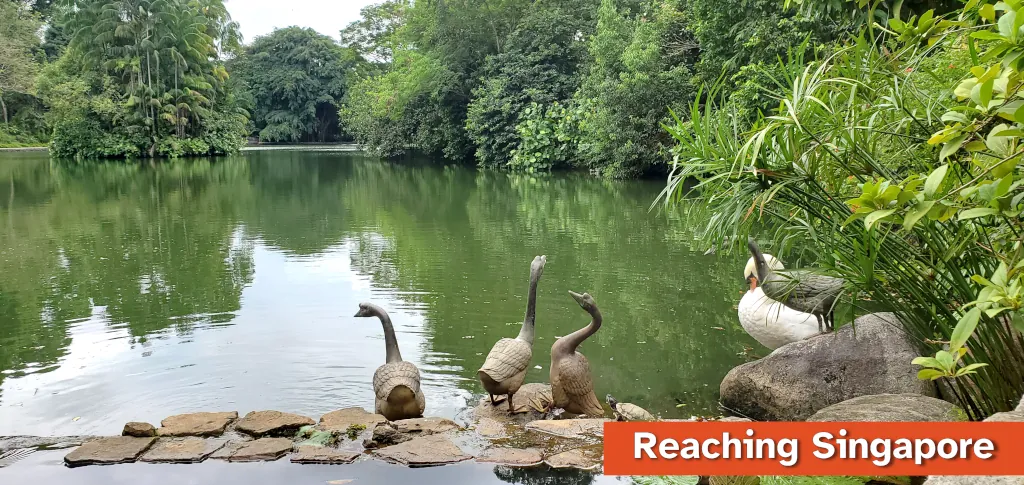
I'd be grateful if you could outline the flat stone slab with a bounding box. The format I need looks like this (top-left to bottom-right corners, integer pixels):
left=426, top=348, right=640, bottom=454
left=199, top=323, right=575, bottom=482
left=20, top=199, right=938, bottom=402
left=319, top=408, right=387, bottom=433
left=123, top=422, right=156, bottom=437
left=476, top=448, right=543, bottom=467
left=64, top=436, right=156, bottom=467
left=474, top=383, right=552, bottom=424
left=158, top=412, right=238, bottom=437
left=235, top=410, right=315, bottom=437
left=372, top=434, right=472, bottom=467
left=474, top=417, right=508, bottom=439
left=393, top=417, right=460, bottom=435
left=808, top=394, right=967, bottom=422
left=226, top=438, right=293, bottom=462
left=139, top=437, right=227, bottom=463
left=525, top=419, right=607, bottom=439
left=291, top=445, right=361, bottom=464
left=1, top=435, right=98, bottom=453
left=544, top=446, right=602, bottom=470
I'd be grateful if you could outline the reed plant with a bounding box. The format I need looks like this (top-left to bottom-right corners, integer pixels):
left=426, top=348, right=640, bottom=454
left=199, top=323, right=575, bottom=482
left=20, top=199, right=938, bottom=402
left=660, top=2, right=1024, bottom=419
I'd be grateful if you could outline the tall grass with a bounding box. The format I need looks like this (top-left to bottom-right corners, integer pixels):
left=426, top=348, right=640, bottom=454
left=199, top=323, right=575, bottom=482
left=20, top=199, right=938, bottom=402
left=659, top=25, right=1024, bottom=419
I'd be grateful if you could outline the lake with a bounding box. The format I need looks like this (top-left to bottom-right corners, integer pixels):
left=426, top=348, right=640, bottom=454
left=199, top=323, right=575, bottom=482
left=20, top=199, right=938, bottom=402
left=0, top=149, right=754, bottom=478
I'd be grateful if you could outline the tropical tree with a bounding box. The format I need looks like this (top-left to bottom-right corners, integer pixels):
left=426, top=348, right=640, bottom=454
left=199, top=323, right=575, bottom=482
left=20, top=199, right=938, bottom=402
left=0, top=0, right=42, bottom=125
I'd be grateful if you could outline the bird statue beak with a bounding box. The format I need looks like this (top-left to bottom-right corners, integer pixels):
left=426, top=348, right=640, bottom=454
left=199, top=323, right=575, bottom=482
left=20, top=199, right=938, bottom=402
left=569, top=290, right=586, bottom=306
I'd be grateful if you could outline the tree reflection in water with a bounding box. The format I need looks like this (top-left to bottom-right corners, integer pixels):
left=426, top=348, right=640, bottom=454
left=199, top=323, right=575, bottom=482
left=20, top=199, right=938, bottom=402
left=492, top=465, right=597, bottom=485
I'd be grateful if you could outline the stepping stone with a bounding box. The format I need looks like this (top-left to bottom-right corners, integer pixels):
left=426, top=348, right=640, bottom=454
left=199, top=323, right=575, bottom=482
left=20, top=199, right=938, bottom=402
left=392, top=417, right=460, bottom=435
left=226, top=438, right=293, bottom=462
left=372, top=434, right=471, bottom=467
left=319, top=408, right=387, bottom=433
left=139, top=438, right=227, bottom=463
left=476, top=448, right=543, bottom=467
left=158, top=412, right=238, bottom=437
left=123, top=422, right=157, bottom=437
left=291, top=446, right=361, bottom=464
left=64, top=436, right=156, bottom=467
left=208, top=441, right=245, bottom=460
left=474, top=383, right=552, bottom=425
left=235, top=410, right=316, bottom=437
left=544, top=446, right=602, bottom=470
left=474, top=417, right=508, bottom=439
left=525, top=419, right=607, bottom=439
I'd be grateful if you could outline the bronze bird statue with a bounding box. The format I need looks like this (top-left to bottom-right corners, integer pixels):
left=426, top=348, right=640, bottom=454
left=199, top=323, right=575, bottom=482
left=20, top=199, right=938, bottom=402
left=354, top=302, right=426, bottom=421
left=549, top=291, right=605, bottom=416
left=478, top=255, right=546, bottom=414
left=747, top=238, right=844, bottom=333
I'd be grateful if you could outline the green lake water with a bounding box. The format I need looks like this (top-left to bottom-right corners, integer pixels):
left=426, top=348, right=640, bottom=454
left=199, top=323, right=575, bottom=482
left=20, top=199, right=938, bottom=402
left=0, top=149, right=754, bottom=439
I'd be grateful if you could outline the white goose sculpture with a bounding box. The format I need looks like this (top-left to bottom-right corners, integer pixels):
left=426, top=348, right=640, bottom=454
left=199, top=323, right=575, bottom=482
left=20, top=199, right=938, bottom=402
left=739, top=254, right=822, bottom=350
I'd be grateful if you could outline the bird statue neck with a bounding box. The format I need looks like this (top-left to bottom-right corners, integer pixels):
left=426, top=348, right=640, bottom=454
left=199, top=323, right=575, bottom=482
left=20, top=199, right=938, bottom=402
left=369, top=305, right=403, bottom=363
left=748, top=239, right=772, bottom=283
left=558, top=306, right=602, bottom=356
left=516, top=269, right=541, bottom=344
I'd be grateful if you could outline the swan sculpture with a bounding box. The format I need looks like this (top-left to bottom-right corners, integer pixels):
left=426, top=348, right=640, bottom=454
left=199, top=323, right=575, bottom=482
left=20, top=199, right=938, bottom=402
left=747, top=239, right=844, bottom=333
left=354, top=302, right=426, bottom=421
left=549, top=291, right=605, bottom=416
left=478, top=255, right=547, bottom=414
left=740, top=253, right=821, bottom=349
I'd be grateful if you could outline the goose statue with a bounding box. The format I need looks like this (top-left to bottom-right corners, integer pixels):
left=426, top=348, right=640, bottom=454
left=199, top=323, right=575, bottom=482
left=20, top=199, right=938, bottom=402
left=478, top=255, right=547, bottom=414
left=747, top=238, right=845, bottom=333
left=354, top=302, right=426, bottom=421
left=549, top=291, right=605, bottom=416
left=740, top=253, right=821, bottom=349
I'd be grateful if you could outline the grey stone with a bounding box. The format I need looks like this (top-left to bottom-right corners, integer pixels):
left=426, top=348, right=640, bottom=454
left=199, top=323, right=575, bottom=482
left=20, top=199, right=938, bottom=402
left=362, top=423, right=412, bottom=449
left=157, top=412, right=238, bottom=437
left=720, top=313, right=935, bottom=421
left=122, top=422, right=157, bottom=437
left=319, top=408, right=387, bottom=434
left=473, top=383, right=552, bottom=425
left=474, top=417, right=509, bottom=439
left=226, top=437, right=293, bottom=462
left=544, top=446, right=602, bottom=470
left=139, top=437, right=226, bottom=463
left=64, top=436, right=155, bottom=467
left=235, top=410, right=315, bottom=437
left=525, top=419, right=607, bottom=439
left=476, top=448, right=543, bottom=467
left=291, top=445, right=361, bottom=464
left=392, top=417, right=460, bottom=435
left=372, top=434, right=472, bottom=467
left=809, top=394, right=966, bottom=422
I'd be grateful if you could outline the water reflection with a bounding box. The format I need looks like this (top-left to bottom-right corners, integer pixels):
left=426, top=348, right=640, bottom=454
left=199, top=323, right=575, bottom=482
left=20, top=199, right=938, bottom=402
left=0, top=151, right=753, bottom=437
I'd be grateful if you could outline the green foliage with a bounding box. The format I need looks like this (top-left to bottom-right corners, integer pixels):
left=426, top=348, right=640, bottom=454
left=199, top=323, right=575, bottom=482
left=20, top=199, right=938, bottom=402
left=0, top=0, right=45, bottom=136
left=509, top=102, right=585, bottom=172
left=231, top=27, right=358, bottom=143
left=661, top=2, right=1024, bottom=418
left=40, top=0, right=248, bottom=159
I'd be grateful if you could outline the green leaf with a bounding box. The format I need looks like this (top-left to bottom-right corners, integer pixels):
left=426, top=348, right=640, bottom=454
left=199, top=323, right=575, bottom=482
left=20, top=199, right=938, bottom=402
left=924, top=164, right=949, bottom=197
left=912, top=356, right=944, bottom=369
left=950, top=307, right=982, bottom=353
left=918, top=369, right=947, bottom=380
left=936, top=350, right=956, bottom=370
left=865, top=209, right=896, bottom=230
left=981, top=3, right=996, bottom=22
left=958, top=207, right=1000, bottom=220
left=904, top=200, right=935, bottom=230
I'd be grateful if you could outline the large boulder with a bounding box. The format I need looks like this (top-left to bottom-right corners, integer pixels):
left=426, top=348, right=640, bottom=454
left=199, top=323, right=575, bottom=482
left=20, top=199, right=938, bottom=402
left=808, top=394, right=966, bottom=422
left=720, top=313, right=935, bottom=421
left=925, top=396, right=1024, bottom=485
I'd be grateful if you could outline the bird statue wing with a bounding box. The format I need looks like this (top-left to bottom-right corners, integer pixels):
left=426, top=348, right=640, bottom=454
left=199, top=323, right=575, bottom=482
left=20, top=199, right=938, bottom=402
left=557, top=354, right=604, bottom=415
left=373, top=361, right=422, bottom=401
left=479, top=338, right=532, bottom=382
left=762, top=270, right=844, bottom=301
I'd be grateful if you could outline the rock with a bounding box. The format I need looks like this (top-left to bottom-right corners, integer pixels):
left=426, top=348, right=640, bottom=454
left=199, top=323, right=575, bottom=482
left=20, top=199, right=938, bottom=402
left=925, top=396, right=1024, bottom=485
left=473, top=383, right=552, bottom=424
left=157, top=412, right=238, bottom=437
left=123, top=422, right=157, bottom=437
left=235, top=410, right=315, bottom=437
left=295, top=426, right=341, bottom=448
left=525, top=419, right=607, bottom=439
left=208, top=441, right=245, bottom=460
left=476, top=448, right=543, bottom=467
left=362, top=423, right=412, bottom=449
left=372, top=434, right=472, bottom=467
left=64, top=436, right=156, bottom=467
left=720, top=313, right=935, bottom=421
left=319, top=407, right=387, bottom=434
left=544, top=446, right=602, bottom=470
left=392, top=417, right=460, bottom=435
left=225, top=437, right=293, bottom=462
left=139, top=438, right=227, bottom=463
left=1, top=436, right=98, bottom=453
left=474, top=417, right=509, bottom=439
left=291, top=445, right=361, bottom=464
left=809, top=394, right=966, bottom=422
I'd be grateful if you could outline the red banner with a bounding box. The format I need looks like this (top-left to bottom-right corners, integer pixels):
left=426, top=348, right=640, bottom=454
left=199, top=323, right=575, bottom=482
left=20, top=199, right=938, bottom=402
left=603, top=421, right=1024, bottom=476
